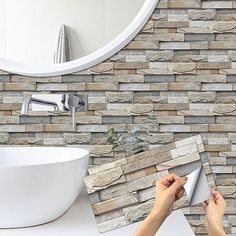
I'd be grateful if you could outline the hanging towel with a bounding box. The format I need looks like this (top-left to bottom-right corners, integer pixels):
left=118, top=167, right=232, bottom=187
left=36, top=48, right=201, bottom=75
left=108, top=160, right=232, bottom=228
left=54, top=24, right=71, bottom=64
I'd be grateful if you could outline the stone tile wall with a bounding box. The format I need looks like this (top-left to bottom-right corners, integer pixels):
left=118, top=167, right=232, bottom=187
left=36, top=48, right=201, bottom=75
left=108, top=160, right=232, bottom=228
left=0, top=0, right=236, bottom=234
left=84, top=135, right=216, bottom=233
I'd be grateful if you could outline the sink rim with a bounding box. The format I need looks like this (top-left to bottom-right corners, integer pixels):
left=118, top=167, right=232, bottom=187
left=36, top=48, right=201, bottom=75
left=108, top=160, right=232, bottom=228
left=0, top=146, right=90, bottom=167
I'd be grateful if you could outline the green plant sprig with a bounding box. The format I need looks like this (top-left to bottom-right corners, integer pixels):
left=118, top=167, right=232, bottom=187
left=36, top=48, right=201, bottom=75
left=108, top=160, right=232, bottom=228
left=107, top=111, right=158, bottom=155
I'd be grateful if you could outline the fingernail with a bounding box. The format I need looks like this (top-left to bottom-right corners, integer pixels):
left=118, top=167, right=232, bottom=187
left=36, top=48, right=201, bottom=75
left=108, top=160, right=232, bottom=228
left=184, top=176, right=188, bottom=181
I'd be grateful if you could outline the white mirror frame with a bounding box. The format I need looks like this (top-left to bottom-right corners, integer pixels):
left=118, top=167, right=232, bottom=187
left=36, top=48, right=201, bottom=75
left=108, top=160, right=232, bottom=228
left=0, top=0, right=158, bottom=77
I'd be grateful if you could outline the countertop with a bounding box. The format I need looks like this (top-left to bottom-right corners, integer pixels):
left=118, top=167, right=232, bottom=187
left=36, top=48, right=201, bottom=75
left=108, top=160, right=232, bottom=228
left=0, top=188, right=194, bottom=236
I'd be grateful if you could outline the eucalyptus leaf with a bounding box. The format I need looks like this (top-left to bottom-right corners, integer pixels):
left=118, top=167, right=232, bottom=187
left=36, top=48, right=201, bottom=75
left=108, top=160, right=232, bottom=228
left=133, top=145, right=145, bottom=154
left=123, top=136, right=137, bottom=143
left=108, top=128, right=115, bottom=136
left=107, top=136, right=116, bottom=145
left=106, top=111, right=159, bottom=155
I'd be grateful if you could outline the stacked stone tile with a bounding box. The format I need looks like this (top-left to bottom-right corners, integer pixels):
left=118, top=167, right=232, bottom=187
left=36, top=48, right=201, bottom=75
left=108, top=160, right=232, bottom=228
left=84, top=135, right=215, bottom=233
left=0, top=0, right=236, bottom=234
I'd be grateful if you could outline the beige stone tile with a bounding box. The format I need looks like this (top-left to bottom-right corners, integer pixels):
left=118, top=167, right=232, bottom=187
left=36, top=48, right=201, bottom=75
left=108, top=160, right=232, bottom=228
left=85, top=166, right=126, bottom=194
left=4, top=83, right=36, bottom=91
left=92, top=192, right=139, bottom=215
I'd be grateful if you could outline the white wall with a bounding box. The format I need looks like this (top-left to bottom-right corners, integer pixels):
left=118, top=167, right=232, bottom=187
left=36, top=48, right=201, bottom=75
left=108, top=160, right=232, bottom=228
left=0, top=0, right=6, bottom=58
left=0, top=0, right=144, bottom=66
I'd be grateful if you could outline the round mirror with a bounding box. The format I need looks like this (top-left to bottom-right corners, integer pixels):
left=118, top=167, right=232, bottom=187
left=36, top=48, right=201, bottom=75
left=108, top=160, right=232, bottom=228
left=0, top=0, right=157, bottom=77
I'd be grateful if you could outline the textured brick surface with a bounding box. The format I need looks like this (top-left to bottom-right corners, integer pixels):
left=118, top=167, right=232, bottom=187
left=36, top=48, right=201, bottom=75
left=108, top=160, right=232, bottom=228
left=84, top=135, right=216, bottom=232
left=0, top=0, right=236, bottom=234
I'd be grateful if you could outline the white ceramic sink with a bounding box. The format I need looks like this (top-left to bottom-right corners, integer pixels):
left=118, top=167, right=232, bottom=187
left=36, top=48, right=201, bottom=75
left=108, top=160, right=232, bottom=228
left=0, top=147, right=89, bottom=228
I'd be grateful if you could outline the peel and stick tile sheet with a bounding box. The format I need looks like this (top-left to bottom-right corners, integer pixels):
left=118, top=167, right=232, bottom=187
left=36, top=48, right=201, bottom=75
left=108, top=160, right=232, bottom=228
left=84, top=135, right=216, bottom=233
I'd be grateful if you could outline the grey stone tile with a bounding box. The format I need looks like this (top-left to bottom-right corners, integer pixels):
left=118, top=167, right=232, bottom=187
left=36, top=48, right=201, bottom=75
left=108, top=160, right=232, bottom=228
left=185, top=33, right=215, bottom=41
left=226, top=75, right=236, bottom=83
left=169, top=160, right=202, bottom=176
left=184, top=116, right=215, bottom=124
left=0, top=75, right=10, bottom=83
left=62, top=75, right=92, bottom=83
left=0, top=133, right=9, bottom=143
left=19, top=116, right=50, bottom=124
left=102, top=116, right=132, bottom=124
left=226, top=157, right=236, bottom=165
left=144, top=75, right=175, bottom=83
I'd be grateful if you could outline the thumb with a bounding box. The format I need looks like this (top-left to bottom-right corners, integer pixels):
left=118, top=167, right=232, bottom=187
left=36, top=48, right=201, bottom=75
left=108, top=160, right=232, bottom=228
left=168, top=177, right=187, bottom=194
left=208, top=193, right=215, bottom=205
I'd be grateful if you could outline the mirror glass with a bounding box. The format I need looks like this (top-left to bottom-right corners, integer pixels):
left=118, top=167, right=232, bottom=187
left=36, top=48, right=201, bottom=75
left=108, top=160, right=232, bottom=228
left=0, top=0, right=145, bottom=66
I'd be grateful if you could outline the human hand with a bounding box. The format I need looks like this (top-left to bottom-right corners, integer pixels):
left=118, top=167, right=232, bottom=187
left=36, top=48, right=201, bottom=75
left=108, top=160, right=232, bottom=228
left=133, top=174, right=187, bottom=236
left=150, top=174, right=188, bottom=221
left=201, top=190, right=226, bottom=236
